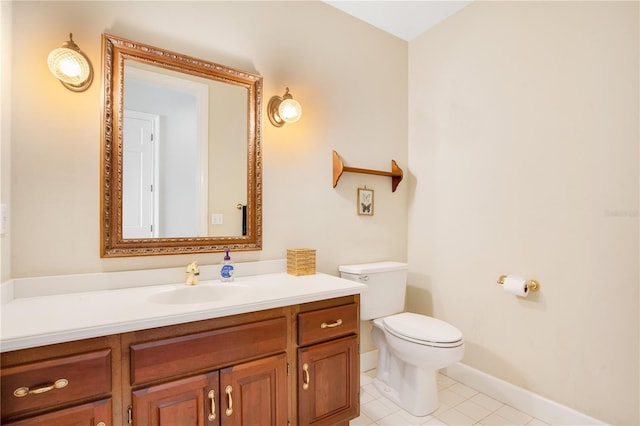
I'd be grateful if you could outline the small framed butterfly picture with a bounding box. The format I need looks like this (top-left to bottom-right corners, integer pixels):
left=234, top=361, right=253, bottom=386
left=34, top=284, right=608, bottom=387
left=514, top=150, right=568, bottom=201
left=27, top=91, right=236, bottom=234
left=357, top=187, right=374, bottom=216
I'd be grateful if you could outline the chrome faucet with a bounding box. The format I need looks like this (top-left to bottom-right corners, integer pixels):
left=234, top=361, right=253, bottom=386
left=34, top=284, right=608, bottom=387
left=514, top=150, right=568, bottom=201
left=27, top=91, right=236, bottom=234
left=185, top=261, right=200, bottom=286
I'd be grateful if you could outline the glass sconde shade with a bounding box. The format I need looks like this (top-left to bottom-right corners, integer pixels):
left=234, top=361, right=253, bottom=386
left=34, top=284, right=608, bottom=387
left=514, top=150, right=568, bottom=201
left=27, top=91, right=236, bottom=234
left=278, top=98, right=302, bottom=124
left=47, top=34, right=93, bottom=92
left=268, top=87, right=302, bottom=127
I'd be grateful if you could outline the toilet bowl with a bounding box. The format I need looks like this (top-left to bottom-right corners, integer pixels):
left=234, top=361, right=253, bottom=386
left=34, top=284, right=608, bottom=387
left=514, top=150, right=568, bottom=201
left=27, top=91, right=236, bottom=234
left=372, top=314, right=464, bottom=415
left=339, top=261, right=464, bottom=416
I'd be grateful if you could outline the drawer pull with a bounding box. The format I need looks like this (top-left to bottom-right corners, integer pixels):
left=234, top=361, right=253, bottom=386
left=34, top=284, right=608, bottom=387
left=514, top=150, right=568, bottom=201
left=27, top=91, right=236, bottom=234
left=13, top=378, right=69, bottom=397
left=208, top=389, right=216, bottom=420
left=302, top=363, right=310, bottom=390
left=225, top=385, right=233, bottom=416
left=321, top=319, right=343, bottom=329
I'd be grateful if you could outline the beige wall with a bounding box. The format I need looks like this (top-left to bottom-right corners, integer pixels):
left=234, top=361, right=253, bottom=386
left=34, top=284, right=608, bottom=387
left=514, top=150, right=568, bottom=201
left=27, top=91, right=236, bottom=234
left=7, top=1, right=639, bottom=424
left=1, top=0, right=11, bottom=283
left=8, top=1, right=408, bottom=277
left=407, top=2, right=638, bottom=424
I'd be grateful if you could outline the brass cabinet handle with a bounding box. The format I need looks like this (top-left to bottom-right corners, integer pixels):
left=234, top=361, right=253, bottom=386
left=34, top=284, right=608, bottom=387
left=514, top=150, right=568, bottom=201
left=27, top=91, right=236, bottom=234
left=321, top=319, right=343, bottom=329
left=13, top=379, right=69, bottom=397
left=225, top=385, right=233, bottom=416
left=302, top=363, right=310, bottom=390
left=208, top=389, right=216, bottom=421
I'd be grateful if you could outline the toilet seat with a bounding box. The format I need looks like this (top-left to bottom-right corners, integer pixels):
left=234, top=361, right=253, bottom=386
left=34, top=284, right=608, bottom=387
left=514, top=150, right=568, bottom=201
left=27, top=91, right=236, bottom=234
left=382, top=313, right=463, bottom=348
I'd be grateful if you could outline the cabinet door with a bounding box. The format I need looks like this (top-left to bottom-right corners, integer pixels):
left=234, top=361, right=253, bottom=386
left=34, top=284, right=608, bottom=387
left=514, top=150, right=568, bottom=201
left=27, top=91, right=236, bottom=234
left=219, top=353, right=288, bottom=426
left=5, top=398, right=111, bottom=426
left=133, top=372, right=219, bottom=426
left=298, top=335, right=359, bottom=426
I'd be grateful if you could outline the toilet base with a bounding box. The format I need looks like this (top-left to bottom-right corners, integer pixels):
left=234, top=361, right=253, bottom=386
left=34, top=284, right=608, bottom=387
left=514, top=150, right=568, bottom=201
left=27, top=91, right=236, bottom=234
left=373, top=363, right=439, bottom=417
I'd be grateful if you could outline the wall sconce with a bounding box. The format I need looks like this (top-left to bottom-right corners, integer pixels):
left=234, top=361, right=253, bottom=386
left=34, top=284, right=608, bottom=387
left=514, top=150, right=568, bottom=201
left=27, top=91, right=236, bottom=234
left=268, top=87, right=302, bottom=127
left=47, top=33, right=93, bottom=92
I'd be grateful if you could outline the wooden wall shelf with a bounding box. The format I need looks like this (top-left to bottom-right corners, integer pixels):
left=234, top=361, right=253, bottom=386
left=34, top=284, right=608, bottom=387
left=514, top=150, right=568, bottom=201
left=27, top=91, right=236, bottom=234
left=332, top=150, right=403, bottom=192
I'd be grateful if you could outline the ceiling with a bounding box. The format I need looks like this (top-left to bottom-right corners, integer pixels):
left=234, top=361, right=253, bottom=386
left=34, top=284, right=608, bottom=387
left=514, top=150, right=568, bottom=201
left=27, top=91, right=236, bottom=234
left=323, top=1, right=472, bottom=41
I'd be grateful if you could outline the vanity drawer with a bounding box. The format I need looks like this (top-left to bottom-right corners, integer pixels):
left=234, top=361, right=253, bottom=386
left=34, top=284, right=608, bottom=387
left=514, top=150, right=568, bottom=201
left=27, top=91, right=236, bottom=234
left=130, top=316, right=287, bottom=385
left=1, top=349, right=111, bottom=419
left=298, top=303, right=358, bottom=346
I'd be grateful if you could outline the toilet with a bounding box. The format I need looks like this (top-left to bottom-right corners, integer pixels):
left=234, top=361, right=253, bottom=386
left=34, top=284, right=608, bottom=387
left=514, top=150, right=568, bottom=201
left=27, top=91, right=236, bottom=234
left=339, top=261, right=464, bottom=416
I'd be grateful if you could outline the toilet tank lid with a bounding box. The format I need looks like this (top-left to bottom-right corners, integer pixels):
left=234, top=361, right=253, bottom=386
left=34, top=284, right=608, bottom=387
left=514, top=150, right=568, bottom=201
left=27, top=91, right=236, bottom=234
left=338, top=261, right=408, bottom=274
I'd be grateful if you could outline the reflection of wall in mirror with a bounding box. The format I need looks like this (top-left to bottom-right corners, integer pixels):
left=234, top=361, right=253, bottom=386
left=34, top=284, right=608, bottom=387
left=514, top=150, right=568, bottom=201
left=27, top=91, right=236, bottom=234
left=209, top=82, right=248, bottom=237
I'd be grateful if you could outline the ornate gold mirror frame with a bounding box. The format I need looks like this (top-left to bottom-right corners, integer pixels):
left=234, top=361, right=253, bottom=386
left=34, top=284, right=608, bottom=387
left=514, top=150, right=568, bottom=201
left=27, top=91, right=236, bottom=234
left=100, top=34, right=262, bottom=257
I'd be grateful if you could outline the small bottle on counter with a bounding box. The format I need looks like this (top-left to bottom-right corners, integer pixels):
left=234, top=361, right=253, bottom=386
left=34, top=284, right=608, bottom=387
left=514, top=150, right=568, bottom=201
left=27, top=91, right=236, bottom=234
left=220, top=247, right=235, bottom=282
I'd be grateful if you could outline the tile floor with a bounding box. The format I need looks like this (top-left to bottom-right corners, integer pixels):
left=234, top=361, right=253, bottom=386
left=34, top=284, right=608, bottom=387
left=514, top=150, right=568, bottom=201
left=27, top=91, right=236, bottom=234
left=351, top=370, right=550, bottom=426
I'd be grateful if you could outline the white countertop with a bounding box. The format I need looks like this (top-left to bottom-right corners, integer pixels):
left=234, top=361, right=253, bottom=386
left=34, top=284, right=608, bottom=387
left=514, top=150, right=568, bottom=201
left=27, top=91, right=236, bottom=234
left=0, top=272, right=366, bottom=353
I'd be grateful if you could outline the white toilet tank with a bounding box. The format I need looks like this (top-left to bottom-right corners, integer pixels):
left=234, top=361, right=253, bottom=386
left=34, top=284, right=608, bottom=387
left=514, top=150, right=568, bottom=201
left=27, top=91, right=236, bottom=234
left=339, top=261, right=408, bottom=320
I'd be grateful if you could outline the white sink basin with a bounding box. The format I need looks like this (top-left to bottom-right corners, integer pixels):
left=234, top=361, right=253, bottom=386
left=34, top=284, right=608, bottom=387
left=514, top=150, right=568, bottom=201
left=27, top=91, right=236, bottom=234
left=148, top=284, right=250, bottom=305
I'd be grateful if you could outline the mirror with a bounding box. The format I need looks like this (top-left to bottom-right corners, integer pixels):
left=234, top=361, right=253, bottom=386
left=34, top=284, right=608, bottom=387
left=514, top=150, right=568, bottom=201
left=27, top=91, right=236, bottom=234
left=101, top=34, right=262, bottom=257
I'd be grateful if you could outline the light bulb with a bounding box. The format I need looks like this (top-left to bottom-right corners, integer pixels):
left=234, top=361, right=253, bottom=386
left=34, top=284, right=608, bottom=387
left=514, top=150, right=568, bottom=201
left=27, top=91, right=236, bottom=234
left=57, top=56, right=82, bottom=78
left=278, top=98, right=302, bottom=123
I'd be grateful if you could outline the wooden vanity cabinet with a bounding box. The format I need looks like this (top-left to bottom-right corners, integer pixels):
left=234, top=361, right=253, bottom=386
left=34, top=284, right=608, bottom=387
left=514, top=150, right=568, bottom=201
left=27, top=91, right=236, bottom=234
left=1, top=295, right=360, bottom=426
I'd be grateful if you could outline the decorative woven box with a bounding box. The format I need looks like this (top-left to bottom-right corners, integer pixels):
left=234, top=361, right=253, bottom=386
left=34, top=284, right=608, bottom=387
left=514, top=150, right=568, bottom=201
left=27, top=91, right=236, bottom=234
left=287, top=249, right=316, bottom=276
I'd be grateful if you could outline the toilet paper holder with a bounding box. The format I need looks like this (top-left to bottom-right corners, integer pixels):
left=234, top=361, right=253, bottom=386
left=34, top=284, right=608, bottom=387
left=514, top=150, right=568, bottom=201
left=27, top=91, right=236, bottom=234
left=497, top=275, right=540, bottom=292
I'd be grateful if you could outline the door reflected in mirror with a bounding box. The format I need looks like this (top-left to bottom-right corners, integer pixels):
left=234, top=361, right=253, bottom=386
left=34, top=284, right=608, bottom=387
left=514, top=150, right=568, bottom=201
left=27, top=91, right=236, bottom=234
left=101, top=34, right=262, bottom=257
left=122, top=61, right=247, bottom=239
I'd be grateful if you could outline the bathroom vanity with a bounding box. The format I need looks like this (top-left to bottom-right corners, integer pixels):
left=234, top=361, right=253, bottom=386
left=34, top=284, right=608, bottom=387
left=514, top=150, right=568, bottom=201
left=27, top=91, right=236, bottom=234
left=1, top=272, right=365, bottom=425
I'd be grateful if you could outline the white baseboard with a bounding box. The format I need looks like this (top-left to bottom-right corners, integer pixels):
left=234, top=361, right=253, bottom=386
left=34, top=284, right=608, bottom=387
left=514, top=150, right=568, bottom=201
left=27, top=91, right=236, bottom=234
left=444, top=363, right=606, bottom=425
left=360, top=349, right=378, bottom=373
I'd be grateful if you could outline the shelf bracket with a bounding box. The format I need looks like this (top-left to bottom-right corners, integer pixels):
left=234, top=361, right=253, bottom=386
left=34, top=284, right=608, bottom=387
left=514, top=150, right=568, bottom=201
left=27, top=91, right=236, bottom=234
left=332, top=150, right=403, bottom=192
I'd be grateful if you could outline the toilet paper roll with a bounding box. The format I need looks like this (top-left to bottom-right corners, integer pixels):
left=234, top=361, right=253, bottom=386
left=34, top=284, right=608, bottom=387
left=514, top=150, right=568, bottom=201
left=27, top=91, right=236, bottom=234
left=503, top=276, right=529, bottom=297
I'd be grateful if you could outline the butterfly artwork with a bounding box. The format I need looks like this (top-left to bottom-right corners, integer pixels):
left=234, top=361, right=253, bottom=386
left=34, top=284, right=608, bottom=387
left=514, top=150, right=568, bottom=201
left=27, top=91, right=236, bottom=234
left=358, top=187, right=374, bottom=215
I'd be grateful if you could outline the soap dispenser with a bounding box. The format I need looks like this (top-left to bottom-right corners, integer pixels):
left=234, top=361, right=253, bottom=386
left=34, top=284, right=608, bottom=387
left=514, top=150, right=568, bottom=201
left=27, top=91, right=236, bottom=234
left=220, top=247, right=235, bottom=282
